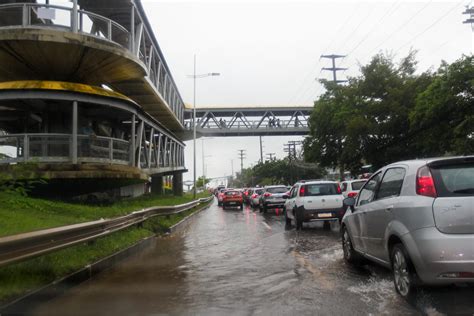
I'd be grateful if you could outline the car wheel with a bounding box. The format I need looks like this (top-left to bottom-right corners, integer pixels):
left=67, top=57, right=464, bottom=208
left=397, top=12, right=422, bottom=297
left=284, top=208, right=292, bottom=227
left=240, top=204, right=243, bottom=210
left=341, top=226, right=363, bottom=265
left=263, top=205, right=268, bottom=213
left=391, top=244, right=417, bottom=300
left=323, top=221, right=331, bottom=230
left=295, top=208, right=303, bottom=230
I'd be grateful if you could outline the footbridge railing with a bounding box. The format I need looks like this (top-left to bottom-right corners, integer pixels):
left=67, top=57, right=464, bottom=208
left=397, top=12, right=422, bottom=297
left=0, top=2, right=185, bottom=125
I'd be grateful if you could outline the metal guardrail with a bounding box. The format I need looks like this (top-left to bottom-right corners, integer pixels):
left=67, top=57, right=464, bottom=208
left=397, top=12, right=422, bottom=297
left=0, top=196, right=214, bottom=267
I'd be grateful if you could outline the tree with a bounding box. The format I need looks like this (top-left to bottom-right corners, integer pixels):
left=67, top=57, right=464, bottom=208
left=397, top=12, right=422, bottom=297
left=410, top=55, right=474, bottom=156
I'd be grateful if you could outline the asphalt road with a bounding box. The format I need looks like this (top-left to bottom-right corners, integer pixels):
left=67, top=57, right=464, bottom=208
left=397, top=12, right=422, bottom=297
left=33, top=200, right=474, bottom=316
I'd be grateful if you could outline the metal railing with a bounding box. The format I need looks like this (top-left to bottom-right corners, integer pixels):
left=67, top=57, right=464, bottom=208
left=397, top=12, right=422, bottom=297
left=0, top=196, right=214, bottom=267
left=184, top=119, right=309, bottom=130
left=0, top=133, right=130, bottom=165
left=0, top=2, right=185, bottom=125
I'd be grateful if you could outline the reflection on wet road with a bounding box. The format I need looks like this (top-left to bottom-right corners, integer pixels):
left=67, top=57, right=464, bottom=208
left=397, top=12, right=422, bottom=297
left=33, top=200, right=474, bottom=316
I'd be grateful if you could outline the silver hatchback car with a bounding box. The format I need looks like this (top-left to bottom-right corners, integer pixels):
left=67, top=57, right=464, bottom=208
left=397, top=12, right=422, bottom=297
left=341, top=156, right=474, bottom=299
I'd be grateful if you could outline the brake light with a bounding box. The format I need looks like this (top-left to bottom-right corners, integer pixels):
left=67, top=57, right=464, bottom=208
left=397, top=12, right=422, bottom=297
left=336, top=185, right=342, bottom=194
left=251, top=194, right=257, bottom=198
left=264, top=192, right=272, bottom=197
left=416, top=166, right=437, bottom=198
left=348, top=192, right=357, bottom=198
left=245, top=191, right=248, bottom=196
left=299, top=186, right=305, bottom=197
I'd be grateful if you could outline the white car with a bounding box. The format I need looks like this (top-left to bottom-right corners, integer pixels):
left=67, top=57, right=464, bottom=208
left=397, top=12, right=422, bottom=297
left=284, top=181, right=344, bottom=230
left=340, top=179, right=367, bottom=198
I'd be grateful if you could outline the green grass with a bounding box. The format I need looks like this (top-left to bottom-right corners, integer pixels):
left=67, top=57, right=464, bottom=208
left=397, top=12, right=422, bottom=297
left=0, top=196, right=212, bottom=304
left=0, top=191, right=210, bottom=237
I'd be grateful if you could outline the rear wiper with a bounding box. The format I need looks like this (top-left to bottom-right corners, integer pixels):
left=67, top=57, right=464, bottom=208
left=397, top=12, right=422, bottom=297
left=452, top=188, right=474, bottom=194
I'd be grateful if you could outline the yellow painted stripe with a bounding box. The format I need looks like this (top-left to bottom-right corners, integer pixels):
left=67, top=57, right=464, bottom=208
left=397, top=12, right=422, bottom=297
left=0, top=80, right=135, bottom=103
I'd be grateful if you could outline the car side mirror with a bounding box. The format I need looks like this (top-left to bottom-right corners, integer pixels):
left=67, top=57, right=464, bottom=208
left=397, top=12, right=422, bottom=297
left=343, top=197, right=356, bottom=207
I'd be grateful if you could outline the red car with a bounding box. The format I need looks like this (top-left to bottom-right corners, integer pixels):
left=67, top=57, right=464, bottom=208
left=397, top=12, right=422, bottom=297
left=222, top=190, right=243, bottom=210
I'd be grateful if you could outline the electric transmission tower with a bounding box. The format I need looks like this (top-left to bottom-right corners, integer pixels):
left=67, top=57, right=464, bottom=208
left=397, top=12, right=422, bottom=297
left=320, top=54, right=347, bottom=84
left=237, top=149, right=246, bottom=174
left=463, top=5, right=474, bottom=29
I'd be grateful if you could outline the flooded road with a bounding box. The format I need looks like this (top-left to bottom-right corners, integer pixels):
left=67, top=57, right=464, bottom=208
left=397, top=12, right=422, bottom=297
left=33, top=200, right=474, bottom=316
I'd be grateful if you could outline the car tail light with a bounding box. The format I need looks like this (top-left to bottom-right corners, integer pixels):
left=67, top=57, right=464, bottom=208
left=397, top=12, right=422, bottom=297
left=348, top=192, right=358, bottom=198
left=336, top=185, right=342, bottom=194
left=299, top=186, right=305, bottom=197
left=251, top=194, right=257, bottom=198
left=264, top=192, right=272, bottom=197
left=416, top=166, right=437, bottom=198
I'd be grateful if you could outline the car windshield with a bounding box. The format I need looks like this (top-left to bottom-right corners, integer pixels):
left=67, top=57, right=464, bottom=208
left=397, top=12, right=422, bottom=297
left=304, top=183, right=339, bottom=196
left=351, top=181, right=366, bottom=190
left=432, top=163, right=474, bottom=196
left=267, top=187, right=287, bottom=193
left=225, top=191, right=240, bottom=196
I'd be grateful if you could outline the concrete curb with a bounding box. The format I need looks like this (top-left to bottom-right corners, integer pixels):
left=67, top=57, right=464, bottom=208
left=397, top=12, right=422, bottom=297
left=0, top=198, right=214, bottom=316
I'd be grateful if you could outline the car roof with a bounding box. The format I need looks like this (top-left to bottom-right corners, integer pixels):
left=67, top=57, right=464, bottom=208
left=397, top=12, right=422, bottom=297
left=383, top=155, right=474, bottom=169
left=300, top=180, right=338, bottom=185
left=264, top=185, right=287, bottom=188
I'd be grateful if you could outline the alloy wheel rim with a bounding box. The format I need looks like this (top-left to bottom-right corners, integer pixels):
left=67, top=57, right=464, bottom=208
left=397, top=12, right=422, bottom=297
left=393, top=250, right=410, bottom=296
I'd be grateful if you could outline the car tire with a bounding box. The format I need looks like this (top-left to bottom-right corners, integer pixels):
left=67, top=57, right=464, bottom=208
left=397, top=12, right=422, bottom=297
left=391, top=243, right=418, bottom=301
left=263, top=204, right=268, bottom=213
left=222, top=204, right=226, bottom=210
left=341, top=226, right=363, bottom=265
left=323, top=221, right=331, bottom=230
left=295, top=208, right=303, bottom=230
left=240, top=204, right=243, bottom=210
left=284, top=208, right=292, bottom=227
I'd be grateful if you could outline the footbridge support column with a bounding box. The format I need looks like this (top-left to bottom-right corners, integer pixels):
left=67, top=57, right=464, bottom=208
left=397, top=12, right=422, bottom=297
left=151, top=175, right=164, bottom=195
left=172, top=172, right=183, bottom=196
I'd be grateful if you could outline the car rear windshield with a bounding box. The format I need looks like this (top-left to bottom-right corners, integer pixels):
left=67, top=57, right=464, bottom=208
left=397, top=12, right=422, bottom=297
left=225, top=191, right=241, bottom=196
left=267, top=187, right=287, bottom=193
left=431, top=163, right=474, bottom=196
left=351, top=181, right=366, bottom=190
left=304, top=183, right=339, bottom=196
left=255, top=189, right=263, bottom=194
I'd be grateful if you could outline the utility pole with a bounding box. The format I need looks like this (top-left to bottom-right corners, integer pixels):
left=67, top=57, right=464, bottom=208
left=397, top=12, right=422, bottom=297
left=237, top=149, right=246, bottom=175
left=283, top=141, right=302, bottom=160
left=266, top=153, right=276, bottom=161
left=259, top=136, right=263, bottom=164
left=321, top=54, right=347, bottom=84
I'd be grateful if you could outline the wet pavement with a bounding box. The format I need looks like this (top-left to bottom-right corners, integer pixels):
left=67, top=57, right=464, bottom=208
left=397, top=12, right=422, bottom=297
left=33, top=200, right=474, bottom=316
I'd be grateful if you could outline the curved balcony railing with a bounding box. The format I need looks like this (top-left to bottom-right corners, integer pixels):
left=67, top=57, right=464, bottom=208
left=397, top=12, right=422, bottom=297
left=0, top=3, right=185, bottom=126
left=0, top=133, right=130, bottom=165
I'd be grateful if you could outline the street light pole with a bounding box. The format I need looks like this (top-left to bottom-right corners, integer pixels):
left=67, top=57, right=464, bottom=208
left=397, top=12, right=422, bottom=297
left=193, top=54, right=197, bottom=199
left=189, top=55, right=219, bottom=199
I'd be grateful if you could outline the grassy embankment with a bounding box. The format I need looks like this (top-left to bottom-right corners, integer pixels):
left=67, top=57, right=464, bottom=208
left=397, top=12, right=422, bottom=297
left=0, top=191, right=212, bottom=303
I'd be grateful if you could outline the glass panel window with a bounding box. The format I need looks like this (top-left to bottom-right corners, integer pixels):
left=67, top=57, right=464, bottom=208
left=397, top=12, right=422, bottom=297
left=357, top=173, right=382, bottom=206
left=377, top=168, right=406, bottom=200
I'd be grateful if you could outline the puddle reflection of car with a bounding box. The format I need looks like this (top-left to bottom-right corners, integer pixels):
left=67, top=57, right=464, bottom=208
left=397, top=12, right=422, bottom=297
left=341, top=156, right=474, bottom=300
left=222, top=190, right=243, bottom=210
left=283, top=181, right=344, bottom=230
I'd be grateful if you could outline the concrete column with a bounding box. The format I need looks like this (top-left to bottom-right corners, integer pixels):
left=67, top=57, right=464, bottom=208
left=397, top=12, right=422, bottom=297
left=150, top=175, right=163, bottom=195
left=72, top=101, right=78, bottom=164
left=173, top=172, right=183, bottom=196
left=130, top=114, right=136, bottom=166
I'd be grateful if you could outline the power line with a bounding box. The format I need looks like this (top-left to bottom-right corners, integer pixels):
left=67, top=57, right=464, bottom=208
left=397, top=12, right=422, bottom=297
left=395, top=0, right=466, bottom=54
left=367, top=0, right=435, bottom=57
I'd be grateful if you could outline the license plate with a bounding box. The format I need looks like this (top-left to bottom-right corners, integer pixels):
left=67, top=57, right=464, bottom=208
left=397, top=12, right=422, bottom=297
left=318, top=213, right=332, bottom=218
left=229, top=202, right=236, bottom=205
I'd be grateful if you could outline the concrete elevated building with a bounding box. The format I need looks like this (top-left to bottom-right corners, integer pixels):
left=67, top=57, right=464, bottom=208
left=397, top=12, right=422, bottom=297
left=0, top=0, right=186, bottom=197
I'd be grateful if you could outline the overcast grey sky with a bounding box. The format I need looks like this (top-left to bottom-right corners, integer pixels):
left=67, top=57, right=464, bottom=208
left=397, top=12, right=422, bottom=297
left=142, top=0, right=473, bottom=185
